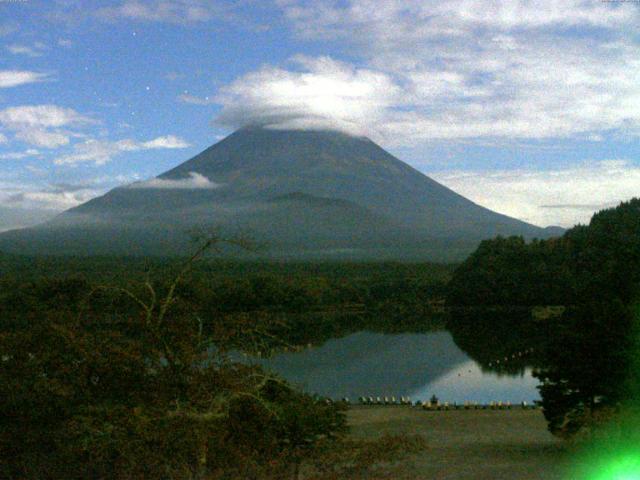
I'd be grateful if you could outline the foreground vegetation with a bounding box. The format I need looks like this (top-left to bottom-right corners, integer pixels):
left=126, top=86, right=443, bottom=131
left=0, top=238, right=449, bottom=479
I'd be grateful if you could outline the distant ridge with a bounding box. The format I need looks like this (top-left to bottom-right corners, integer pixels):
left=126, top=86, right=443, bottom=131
left=0, top=127, right=562, bottom=261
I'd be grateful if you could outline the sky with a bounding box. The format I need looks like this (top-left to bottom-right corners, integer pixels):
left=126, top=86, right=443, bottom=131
left=0, top=0, right=639, bottom=231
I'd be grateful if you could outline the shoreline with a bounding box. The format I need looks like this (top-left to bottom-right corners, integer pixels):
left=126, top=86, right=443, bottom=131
left=346, top=406, right=570, bottom=479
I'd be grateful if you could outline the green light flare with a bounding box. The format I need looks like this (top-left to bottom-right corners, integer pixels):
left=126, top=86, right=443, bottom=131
left=580, top=453, right=640, bottom=480
left=565, top=304, right=640, bottom=480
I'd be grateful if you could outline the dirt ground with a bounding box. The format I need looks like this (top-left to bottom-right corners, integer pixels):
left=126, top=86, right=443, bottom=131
left=346, top=406, right=573, bottom=480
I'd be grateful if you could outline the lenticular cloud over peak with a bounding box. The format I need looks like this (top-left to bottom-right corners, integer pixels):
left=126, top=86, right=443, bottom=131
left=213, top=56, right=401, bottom=137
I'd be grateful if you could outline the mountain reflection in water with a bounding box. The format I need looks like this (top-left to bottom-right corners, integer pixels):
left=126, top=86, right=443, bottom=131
left=411, top=360, right=540, bottom=403
left=248, top=331, right=540, bottom=403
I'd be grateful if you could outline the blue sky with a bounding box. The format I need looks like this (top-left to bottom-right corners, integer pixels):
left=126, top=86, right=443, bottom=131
left=0, top=0, right=639, bottom=231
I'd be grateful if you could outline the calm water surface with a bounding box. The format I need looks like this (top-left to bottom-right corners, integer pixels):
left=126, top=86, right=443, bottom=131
left=251, top=331, right=540, bottom=404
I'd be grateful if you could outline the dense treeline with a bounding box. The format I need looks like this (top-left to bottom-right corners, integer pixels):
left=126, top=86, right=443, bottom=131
left=0, top=257, right=450, bottom=349
left=446, top=198, right=640, bottom=438
left=446, top=236, right=573, bottom=307
left=0, top=253, right=453, bottom=283
left=447, top=198, right=640, bottom=308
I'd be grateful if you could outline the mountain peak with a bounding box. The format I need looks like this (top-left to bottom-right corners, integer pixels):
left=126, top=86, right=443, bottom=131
left=0, top=127, right=560, bottom=260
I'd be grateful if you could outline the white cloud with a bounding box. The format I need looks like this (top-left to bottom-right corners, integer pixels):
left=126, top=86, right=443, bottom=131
left=213, top=0, right=640, bottom=144
left=6, top=190, right=97, bottom=211
left=431, top=160, right=640, bottom=228
left=97, top=0, right=230, bottom=24
left=447, top=0, right=633, bottom=29
left=58, top=38, right=73, bottom=47
left=279, top=0, right=637, bottom=40
left=215, top=56, right=401, bottom=136
left=129, top=171, right=220, bottom=189
left=0, top=149, right=40, bottom=160
left=140, top=134, right=190, bottom=149
left=0, top=105, right=92, bottom=149
left=0, top=71, right=49, bottom=88
left=0, top=134, right=6, bottom=144
left=54, top=135, right=190, bottom=165
left=54, top=139, right=142, bottom=165
left=0, top=174, right=143, bottom=230
left=6, top=43, right=47, bottom=57
left=0, top=105, right=90, bottom=129
left=0, top=179, right=98, bottom=232
left=15, top=129, right=70, bottom=148
left=0, top=175, right=111, bottom=230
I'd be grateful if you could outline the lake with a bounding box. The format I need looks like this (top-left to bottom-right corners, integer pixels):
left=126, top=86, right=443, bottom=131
left=250, top=331, right=540, bottom=404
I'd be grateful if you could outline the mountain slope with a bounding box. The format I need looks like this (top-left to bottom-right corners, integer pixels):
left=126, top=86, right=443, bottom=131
left=0, top=127, right=560, bottom=260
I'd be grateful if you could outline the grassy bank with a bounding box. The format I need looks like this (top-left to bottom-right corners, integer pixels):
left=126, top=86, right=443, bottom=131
left=346, top=406, right=571, bottom=479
